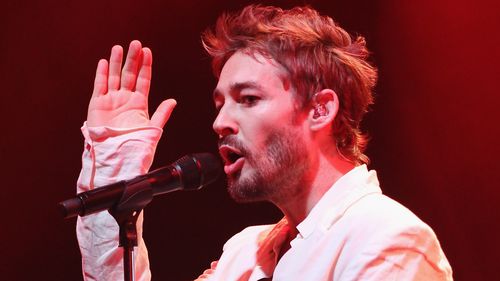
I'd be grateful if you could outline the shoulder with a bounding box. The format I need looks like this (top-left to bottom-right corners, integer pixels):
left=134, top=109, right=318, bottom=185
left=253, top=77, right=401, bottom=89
left=334, top=193, right=452, bottom=275
left=345, top=193, right=433, bottom=235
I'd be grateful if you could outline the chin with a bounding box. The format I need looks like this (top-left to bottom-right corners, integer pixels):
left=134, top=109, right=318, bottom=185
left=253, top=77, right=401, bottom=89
left=226, top=174, right=268, bottom=203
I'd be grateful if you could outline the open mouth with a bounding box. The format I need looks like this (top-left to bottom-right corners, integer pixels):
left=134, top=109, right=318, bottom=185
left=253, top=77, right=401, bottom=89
left=219, top=145, right=243, bottom=164
left=219, top=145, right=245, bottom=175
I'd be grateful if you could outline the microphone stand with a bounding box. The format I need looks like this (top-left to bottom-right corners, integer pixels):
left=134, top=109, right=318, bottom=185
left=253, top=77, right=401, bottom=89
left=58, top=153, right=221, bottom=280
left=108, top=176, right=154, bottom=281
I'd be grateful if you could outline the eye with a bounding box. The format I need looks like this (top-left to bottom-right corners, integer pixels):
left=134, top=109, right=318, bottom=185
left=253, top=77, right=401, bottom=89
left=239, top=95, right=260, bottom=106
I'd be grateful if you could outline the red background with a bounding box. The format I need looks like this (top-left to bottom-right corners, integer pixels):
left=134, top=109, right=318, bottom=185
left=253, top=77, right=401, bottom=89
left=2, top=0, right=499, bottom=280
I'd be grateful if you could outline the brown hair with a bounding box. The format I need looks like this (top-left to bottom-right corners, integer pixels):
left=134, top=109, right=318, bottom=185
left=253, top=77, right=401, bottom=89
left=202, top=5, right=377, bottom=164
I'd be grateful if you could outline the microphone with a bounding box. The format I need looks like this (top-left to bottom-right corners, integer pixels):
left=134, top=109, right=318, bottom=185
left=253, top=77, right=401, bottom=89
left=58, top=153, right=222, bottom=219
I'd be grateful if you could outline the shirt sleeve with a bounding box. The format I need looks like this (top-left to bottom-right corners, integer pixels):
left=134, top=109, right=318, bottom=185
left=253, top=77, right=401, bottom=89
left=76, top=122, right=163, bottom=281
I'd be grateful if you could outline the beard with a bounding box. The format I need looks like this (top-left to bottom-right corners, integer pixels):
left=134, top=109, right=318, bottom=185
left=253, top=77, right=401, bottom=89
left=224, top=126, right=310, bottom=204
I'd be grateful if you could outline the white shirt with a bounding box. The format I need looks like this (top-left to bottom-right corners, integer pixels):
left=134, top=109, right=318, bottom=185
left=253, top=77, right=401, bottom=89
left=76, top=124, right=453, bottom=280
left=208, top=165, right=453, bottom=280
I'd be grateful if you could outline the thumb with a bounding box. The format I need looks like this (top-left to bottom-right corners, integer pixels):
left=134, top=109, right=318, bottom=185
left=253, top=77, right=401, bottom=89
left=150, top=99, right=177, bottom=128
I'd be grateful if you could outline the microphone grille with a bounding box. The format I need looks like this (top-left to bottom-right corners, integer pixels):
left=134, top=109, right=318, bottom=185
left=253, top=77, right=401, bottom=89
left=174, top=153, right=222, bottom=190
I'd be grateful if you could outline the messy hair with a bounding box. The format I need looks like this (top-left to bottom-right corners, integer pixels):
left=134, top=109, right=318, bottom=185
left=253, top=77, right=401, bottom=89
left=202, top=5, right=377, bottom=164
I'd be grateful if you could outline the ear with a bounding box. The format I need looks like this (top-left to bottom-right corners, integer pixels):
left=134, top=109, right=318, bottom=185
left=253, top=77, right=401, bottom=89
left=308, top=89, right=339, bottom=131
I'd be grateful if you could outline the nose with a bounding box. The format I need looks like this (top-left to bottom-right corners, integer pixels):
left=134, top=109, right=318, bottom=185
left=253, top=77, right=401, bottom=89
left=213, top=104, right=238, bottom=137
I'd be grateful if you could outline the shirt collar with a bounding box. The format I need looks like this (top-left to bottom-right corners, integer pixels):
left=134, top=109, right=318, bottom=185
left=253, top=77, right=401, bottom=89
left=296, top=165, right=381, bottom=239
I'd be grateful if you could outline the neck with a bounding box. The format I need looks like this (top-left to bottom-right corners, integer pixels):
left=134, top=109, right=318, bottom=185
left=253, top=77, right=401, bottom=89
left=275, top=152, right=355, bottom=228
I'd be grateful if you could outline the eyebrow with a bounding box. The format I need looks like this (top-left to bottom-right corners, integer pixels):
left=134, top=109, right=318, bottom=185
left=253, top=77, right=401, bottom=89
left=213, top=81, right=263, bottom=100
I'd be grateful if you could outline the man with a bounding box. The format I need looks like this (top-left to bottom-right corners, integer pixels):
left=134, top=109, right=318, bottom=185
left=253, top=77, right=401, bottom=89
left=76, top=5, right=452, bottom=281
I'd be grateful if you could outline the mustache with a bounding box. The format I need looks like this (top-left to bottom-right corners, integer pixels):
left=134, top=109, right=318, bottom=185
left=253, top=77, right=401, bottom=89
left=218, top=135, right=249, bottom=156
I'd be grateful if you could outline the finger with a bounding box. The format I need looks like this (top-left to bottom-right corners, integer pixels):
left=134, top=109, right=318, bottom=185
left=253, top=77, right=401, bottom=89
left=210, top=261, right=218, bottom=269
left=135, top=47, right=152, bottom=95
left=150, top=99, right=177, bottom=128
left=120, top=40, right=142, bottom=91
left=108, top=45, right=123, bottom=91
left=92, top=59, right=108, bottom=98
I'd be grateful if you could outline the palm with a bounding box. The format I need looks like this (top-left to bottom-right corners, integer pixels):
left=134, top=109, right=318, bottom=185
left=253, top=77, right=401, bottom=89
left=87, top=40, right=175, bottom=129
left=88, top=89, right=149, bottom=127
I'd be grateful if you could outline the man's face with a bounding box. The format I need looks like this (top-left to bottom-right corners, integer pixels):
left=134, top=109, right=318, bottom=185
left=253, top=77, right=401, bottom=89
left=213, top=51, right=310, bottom=203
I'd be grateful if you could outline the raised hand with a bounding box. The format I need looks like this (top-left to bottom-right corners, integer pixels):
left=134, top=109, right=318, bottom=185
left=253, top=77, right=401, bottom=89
left=87, top=40, right=176, bottom=128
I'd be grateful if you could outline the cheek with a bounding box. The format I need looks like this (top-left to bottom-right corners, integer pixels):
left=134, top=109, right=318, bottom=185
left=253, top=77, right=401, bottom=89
left=242, top=117, right=273, bottom=150
left=241, top=103, right=298, bottom=149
